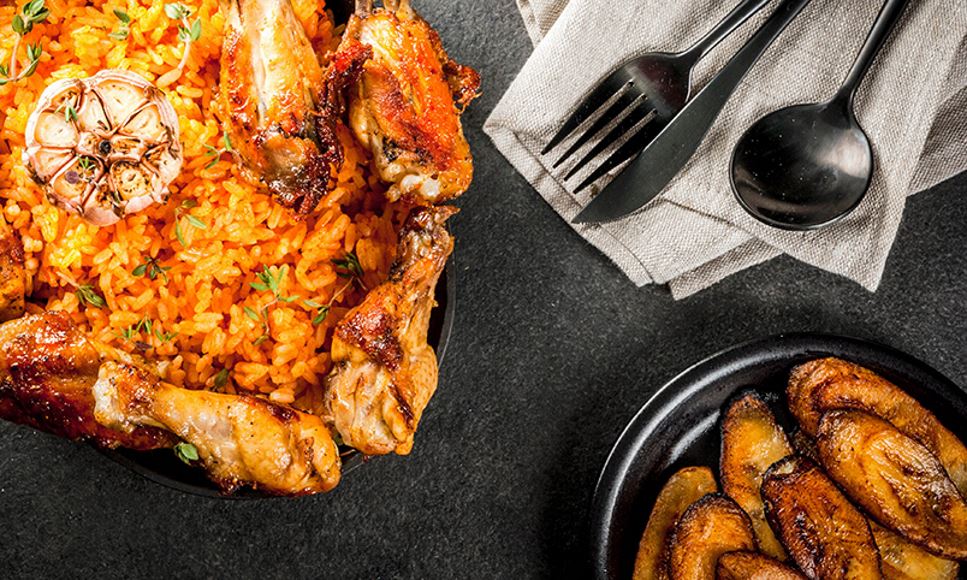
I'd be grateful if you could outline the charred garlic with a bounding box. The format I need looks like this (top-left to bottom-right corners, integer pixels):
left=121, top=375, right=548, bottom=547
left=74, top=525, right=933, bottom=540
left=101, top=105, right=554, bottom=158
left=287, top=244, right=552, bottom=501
left=23, top=69, right=183, bottom=226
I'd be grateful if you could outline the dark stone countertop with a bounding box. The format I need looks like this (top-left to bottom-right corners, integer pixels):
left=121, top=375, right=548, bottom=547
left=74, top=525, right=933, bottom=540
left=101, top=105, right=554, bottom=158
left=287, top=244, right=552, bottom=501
left=2, top=1, right=965, bottom=578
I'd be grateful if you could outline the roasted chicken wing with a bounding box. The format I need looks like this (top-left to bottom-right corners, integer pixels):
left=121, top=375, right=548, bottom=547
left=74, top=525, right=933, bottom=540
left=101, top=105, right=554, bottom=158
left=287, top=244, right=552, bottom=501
left=0, top=312, right=174, bottom=450
left=93, top=361, right=341, bottom=495
left=324, top=205, right=455, bottom=455
left=218, top=0, right=370, bottom=215
left=347, top=0, right=480, bottom=204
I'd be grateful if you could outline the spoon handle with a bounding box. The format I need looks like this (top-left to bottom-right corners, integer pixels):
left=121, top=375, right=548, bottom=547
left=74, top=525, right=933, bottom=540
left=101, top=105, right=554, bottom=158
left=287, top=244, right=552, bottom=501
left=681, top=0, right=773, bottom=65
left=834, top=0, right=910, bottom=106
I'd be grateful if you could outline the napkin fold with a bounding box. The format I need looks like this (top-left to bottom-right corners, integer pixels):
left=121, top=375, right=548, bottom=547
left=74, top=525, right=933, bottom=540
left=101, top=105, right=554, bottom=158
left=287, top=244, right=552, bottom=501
left=489, top=0, right=967, bottom=298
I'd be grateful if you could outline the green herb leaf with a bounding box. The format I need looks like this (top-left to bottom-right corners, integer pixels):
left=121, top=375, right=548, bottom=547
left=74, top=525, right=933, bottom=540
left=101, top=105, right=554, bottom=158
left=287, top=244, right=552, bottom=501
left=222, top=132, right=233, bottom=151
left=252, top=334, right=268, bottom=346
left=243, top=306, right=260, bottom=322
left=278, top=295, right=297, bottom=303
left=213, top=368, right=230, bottom=388
left=249, top=281, right=269, bottom=292
left=189, top=18, right=201, bottom=41
left=185, top=215, right=205, bottom=229
left=180, top=199, right=197, bottom=209
left=12, top=15, right=25, bottom=35
left=302, top=299, right=322, bottom=309
left=174, top=221, right=185, bottom=246
left=64, top=103, right=77, bottom=123
left=173, top=441, right=199, bottom=464
left=332, top=251, right=364, bottom=281
left=311, top=306, right=330, bottom=326
left=75, top=284, right=106, bottom=309
left=164, top=3, right=189, bottom=20
left=113, top=9, right=130, bottom=24
left=132, top=263, right=147, bottom=277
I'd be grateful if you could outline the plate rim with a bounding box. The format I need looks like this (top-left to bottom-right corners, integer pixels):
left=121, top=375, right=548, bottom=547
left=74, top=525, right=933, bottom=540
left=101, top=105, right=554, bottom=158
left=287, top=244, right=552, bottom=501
left=588, top=332, right=967, bottom=580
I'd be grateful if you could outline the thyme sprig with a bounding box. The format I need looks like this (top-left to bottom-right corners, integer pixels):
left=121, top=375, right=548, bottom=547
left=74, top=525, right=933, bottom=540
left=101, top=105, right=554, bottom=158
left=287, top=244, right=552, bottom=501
left=117, top=316, right=177, bottom=349
left=302, top=253, right=367, bottom=326
left=0, top=0, right=48, bottom=86
left=75, top=284, right=105, bottom=309
left=245, top=265, right=298, bottom=345
left=132, top=255, right=172, bottom=283
left=158, top=3, right=201, bottom=87
left=109, top=8, right=130, bottom=41
left=173, top=199, right=206, bottom=247
left=204, top=131, right=233, bottom=169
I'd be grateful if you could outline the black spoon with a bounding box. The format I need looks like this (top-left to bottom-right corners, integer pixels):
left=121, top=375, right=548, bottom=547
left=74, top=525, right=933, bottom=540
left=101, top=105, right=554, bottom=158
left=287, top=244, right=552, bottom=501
left=730, top=0, right=909, bottom=230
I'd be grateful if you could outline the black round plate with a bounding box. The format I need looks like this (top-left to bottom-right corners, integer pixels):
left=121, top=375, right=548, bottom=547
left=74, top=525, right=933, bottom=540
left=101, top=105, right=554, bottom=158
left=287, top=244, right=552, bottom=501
left=100, top=259, right=456, bottom=499
left=589, top=333, right=967, bottom=580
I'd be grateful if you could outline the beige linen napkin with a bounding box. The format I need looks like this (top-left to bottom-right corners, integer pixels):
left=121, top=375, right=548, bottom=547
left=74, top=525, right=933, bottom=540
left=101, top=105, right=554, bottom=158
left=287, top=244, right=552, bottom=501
left=489, top=0, right=967, bottom=298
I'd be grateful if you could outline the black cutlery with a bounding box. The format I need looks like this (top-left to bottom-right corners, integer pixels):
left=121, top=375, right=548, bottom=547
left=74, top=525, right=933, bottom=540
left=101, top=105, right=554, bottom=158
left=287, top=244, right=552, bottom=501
left=730, top=0, right=909, bottom=230
left=540, top=0, right=773, bottom=193
left=572, top=0, right=813, bottom=225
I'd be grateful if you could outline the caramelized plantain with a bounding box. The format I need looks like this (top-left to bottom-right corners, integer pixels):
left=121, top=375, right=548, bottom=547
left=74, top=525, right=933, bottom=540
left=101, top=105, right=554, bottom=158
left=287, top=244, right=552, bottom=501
left=720, top=392, right=792, bottom=560
left=667, top=493, right=756, bottom=580
left=788, top=358, right=967, bottom=496
left=816, top=410, right=967, bottom=559
left=789, top=428, right=820, bottom=463
left=716, top=551, right=806, bottom=580
left=871, top=521, right=959, bottom=580
left=761, top=456, right=882, bottom=579
left=633, top=467, right=718, bottom=580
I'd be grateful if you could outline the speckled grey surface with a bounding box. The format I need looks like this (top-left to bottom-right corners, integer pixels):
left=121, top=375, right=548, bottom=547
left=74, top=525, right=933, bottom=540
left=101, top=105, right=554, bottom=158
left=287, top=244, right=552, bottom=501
left=1, top=1, right=965, bottom=578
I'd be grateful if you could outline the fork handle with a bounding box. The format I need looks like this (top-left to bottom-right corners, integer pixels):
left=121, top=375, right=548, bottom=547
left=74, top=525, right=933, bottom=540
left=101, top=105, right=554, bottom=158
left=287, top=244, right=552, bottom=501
left=575, top=0, right=814, bottom=223
left=681, top=0, right=774, bottom=65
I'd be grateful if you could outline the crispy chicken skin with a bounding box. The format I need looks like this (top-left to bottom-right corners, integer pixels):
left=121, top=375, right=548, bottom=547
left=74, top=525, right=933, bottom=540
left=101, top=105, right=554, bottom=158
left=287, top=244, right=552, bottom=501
left=324, top=205, right=455, bottom=455
left=347, top=0, right=480, bottom=205
left=788, top=357, right=967, bottom=497
left=93, top=361, right=341, bottom=495
left=218, top=0, right=371, bottom=215
left=0, top=219, right=24, bottom=322
left=0, top=312, right=174, bottom=450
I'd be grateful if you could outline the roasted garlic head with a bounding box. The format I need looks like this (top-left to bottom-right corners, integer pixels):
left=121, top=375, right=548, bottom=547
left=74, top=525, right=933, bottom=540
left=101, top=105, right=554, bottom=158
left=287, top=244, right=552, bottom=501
left=23, top=70, right=183, bottom=226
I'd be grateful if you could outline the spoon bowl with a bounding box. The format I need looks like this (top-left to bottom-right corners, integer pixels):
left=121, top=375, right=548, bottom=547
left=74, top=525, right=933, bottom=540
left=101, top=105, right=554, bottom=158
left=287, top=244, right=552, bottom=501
left=729, top=0, right=909, bottom=230
left=731, top=102, right=873, bottom=230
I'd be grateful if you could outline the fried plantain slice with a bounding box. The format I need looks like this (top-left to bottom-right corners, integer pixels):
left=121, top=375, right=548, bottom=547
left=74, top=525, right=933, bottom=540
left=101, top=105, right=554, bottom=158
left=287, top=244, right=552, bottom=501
left=761, top=456, right=882, bottom=579
left=816, top=410, right=967, bottom=559
left=668, top=493, right=756, bottom=580
left=632, top=466, right=718, bottom=580
left=720, top=392, right=792, bottom=561
left=871, top=521, right=959, bottom=580
left=789, top=428, right=820, bottom=463
left=716, top=551, right=806, bottom=580
left=788, top=357, right=967, bottom=496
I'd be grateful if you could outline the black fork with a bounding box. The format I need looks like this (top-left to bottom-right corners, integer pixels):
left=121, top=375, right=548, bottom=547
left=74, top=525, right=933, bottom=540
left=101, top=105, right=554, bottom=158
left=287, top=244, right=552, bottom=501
left=542, top=0, right=773, bottom=193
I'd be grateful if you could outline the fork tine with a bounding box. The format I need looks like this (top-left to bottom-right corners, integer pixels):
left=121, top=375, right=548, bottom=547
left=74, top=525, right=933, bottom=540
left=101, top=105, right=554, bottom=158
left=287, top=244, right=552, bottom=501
left=540, top=69, right=634, bottom=155
left=572, top=114, right=665, bottom=193
left=562, top=100, right=654, bottom=180
left=552, top=88, right=643, bottom=169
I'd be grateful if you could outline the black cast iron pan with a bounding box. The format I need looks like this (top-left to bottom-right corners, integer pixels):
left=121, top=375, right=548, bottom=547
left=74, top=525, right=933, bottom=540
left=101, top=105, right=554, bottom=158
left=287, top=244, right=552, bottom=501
left=589, top=333, right=967, bottom=579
